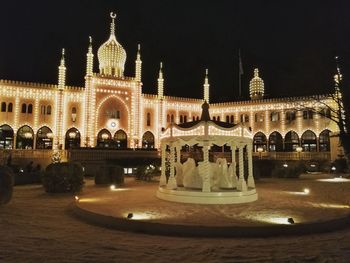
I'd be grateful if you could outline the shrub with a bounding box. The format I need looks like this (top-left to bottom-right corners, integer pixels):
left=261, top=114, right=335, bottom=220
left=0, top=165, right=14, bottom=205
left=135, top=164, right=158, bottom=181
left=42, top=162, right=84, bottom=193
left=331, top=158, right=348, bottom=173
left=95, top=165, right=124, bottom=185
left=271, top=162, right=306, bottom=178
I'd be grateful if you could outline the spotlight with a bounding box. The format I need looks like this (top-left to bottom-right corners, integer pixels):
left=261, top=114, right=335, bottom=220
left=283, top=163, right=288, bottom=168
left=331, top=166, right=336, bottom=171
left=110, top=185, right=116, bottom=190
left=127, top=213, right=133, bottom=219
left=74, top=196, right=79, bottom=201
left=303, top=188, right=310, bottom=194
left=287, top=217, right=295, bottom=224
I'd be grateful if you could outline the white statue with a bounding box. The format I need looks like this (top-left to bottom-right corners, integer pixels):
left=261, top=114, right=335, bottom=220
left=217, top=158, right=233, bottom=189
left=183, top=158, right=202, bottom=189
left=174, top=162, right=184, bottom=187
left=228, top=163, right=238, bottom=189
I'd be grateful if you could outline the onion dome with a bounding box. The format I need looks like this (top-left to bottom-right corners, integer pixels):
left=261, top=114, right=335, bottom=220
left=249, top=68, right=264, bottom=100
left=97, top=12, right=126, bottom=78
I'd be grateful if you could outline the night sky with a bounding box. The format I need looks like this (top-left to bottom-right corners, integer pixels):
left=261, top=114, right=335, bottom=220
left=1, top=0, right=350, bottom=102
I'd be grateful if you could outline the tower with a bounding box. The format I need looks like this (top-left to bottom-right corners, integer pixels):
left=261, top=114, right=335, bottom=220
left=157, top=62, right=164, bottom=99
left=58, top=48, right=66, bottom=90
left=203, top=69, right=209, bottom=103
left=135, top=44, right=142, bottom=82
left=84, top=37, right=94, bottom=147
left=249, top=68, right=264, bottom=100
left=86, top=36, right=94, bottom=77
left=55, top=48, right=66, bottom=149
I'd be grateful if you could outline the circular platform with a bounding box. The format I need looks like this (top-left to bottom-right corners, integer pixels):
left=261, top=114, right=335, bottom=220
left=71, top=177, right=350, bottom=237
left=156, top=186, right=258, bottom=204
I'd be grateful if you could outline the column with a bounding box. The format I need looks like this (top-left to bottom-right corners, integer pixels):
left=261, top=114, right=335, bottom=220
left=237, top=145, right=247, bottom=191
left=231, top=144, right=237, bottom=188
left=166, top=143, right=177, bottom=189
left=176, top=145, right=181, bottom=163
left=159, top=143, right=167, bottom=186
left=202, top=143, right=211, bottom=192
left=247, top=143, right=255, bottom=188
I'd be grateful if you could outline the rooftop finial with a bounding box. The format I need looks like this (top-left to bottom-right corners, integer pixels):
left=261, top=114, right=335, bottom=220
left=160, top=62, right=163, bottom=69
left=89, top=36, right=92, bottom=44
left=138, top=43, right=141, bottom=51
left=110, top=12, right=116, bottom=36
left=254, top=68, right=259, bottom=77
left=60, top=48, right=65, bottom=65
left=205, top=68, right=208, bottom=76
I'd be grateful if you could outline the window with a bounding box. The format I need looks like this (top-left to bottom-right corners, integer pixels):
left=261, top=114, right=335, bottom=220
left=180, top=115, right=183, bottom=123
left=146, top=112, right=151, bottom=126
left=171, top=114, right=174, bottom=123
left=213, top=116, right=216, bottom=121
left=47, top=105, right=51, bottom=115
left=303, top=110, right=313, bottom=119
left=226, top=116, right=229, bottom=123
left=116, top=110, right=120, bottom=119
left=184, top=115, right=187, bottom=123
left=217, top=116, right=220, bottom=121
left=230, top=115, right=234, bottom=123
left=320, top=108, right=331, bottom=118
left=240, top=114, right=249, bottom=123
left=41, top=105, right=46, bottom=115
left=27, top=104, right=33, bottom=114
left=286, top=111, right=296, bottom=121
left=270, top=112, right=280, bottom=122
left=7, top=103, right=12, bottom=112
left=71, top=107, right=77, bottom=122
left=167, top=114, right=170, bottom=123
left=1, top=102, right=6, bottom=112
left=21, top=103, right=27, bottom=113
left=255, top=113, right=264, bottom=122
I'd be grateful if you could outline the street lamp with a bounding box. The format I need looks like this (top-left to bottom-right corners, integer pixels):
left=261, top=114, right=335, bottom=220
left=257, top=147, right=264, bottom=160
left=296, top=146, right=303, bottom=160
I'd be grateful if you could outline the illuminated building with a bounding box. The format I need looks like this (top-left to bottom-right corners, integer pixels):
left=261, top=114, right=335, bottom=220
left=0, top=13, right=338, bottom=159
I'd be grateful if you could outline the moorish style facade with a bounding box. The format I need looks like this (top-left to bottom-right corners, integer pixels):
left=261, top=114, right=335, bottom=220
left=0, top=13, right=339, bottom=157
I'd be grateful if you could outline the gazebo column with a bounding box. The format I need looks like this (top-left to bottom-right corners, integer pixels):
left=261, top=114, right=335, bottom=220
left=231, top=144, right=237, bottom=188
left=237, top=145, right=247, bottom=192
left=159, top=143, right=167, bottom=186
left=247, top=143, right=255, bottom=188
left=202, top=143, right=211, bottom=192
left=176, top=145, right=181, bottom=163
left=166, top=143, right=177, bottom=189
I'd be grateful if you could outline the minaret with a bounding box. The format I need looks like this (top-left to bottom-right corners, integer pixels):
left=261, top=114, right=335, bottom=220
left=203, top=69, right=210, bottom=103
left=158, top=62, right=164, bottom=99
left=58, top=48, right=66, bottom=90
left=86, top=36, right=94, bottom=77
left=135, top=44, right=142, bottom=82
left=249, top=68, right=264, bottom=100
left=334, top=56, right=342, bottom=97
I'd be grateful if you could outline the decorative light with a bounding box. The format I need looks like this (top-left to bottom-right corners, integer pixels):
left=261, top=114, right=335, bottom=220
left=24, top=132, right=32, bottom=139
left=75, top=196, right=79, bottom=201
left=47, top=132, right=54, bottom=139
left=110, top=184, right=116, bottom=190
left=257, top=147, right=264, bottom=153
left=296, top=146, right=303, bottom=153
left=69, top=132, right=77, bottom=139
left=101, top=133, right=109, bottom=140
left=303, top=188, right=310, bottom=194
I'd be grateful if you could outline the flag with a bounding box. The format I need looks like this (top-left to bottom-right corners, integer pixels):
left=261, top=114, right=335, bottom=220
left=239, top=49, right=244, bottom=75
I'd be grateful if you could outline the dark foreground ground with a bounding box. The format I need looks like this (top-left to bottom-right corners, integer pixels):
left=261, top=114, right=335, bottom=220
left=1, top=177, right=350, bottom=263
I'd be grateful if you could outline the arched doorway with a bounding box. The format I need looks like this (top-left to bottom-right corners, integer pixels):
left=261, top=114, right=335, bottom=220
left=65, top=128, right=81, bottom=149
left=268, top=131, right=283, bottom=152
left=253, top=132, right=267, bottom=152
left=36, top=126, right=53, bottom=149
left=96, top=129, right=112, bottom=148
left=0, top=124, right=14, bottom=149
left=142, top=131, right=155, bottom=149
left=319, top=129, right=330, bottom=152
left=113, top=129, right=127, bottom=149
left=16, top=125, right=34, bottom=149
left=301, top=130, right=317, bottom=152
left=284, top=131, right=299, bottom=152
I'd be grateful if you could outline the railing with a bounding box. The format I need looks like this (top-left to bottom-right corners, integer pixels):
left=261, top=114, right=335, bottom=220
left=253, top=151, right=330, bottom=160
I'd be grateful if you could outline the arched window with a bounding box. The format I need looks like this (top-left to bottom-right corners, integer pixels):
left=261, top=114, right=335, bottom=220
left=268, top=131, right=283, bottom=152
left=65, top=128, right=81, bottom=149
left=7, top=103, right=13, bottom=112
left=286, top=111, right=296, bottom=121
left=96, top=129, right=112, bottom=148
left=167, top=114, right=170, bottom=123
left=171, top=114, right=174, bottom=123
left=28, top=104, right=33, bottom=114
left=46, top=105, right=51, bottom=115
left=217, top=116, right=220, bottom=121
left=71, top=107, right=77, bottom=122
left=116, top=110, right=120, bottom=119
left=284, top=131, right=299, bottom=152
left=114, top=129, right=128, bottom=149
left=230, top=115, right=234, bottom=123
left=180, top=115, right=183, bottom=123
left=253, top=132, right=267, bottom=152
left=319, top=130, right=330, bottom=151
left=255, top=113, right=264, bottom=122
left=196, top=116, right=200, bottom=121
left=213, top=116, right=216, bottom=121
left=21, top=103, right=27, bottom=113
left=142, top=131, right=155, bottom=149
left=226, top=115, right=229, bottom=123
left=36, top=126, right=53, bottom=149
left=0, top=124, right=14, bottom=149
left=240, top=114, right=249, bottom=123
left=301, top=130, right=317, bottom=152
left=303, top=109, right=313, bottom=119
left=16, top=125, right=34, bottom=149
left=184, top=115, right=187, bottom=123
left=146, top=112, right=151, bottom=126
left=1, top=102, right=6, bottom=112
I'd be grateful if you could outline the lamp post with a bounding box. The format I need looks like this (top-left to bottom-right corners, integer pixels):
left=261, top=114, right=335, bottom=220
left=257, top=147, right=264, bottom=160
left=296, top=146, right=303, bottom=160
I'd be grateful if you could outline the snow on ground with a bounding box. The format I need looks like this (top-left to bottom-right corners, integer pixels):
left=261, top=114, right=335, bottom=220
left=0, top=175, right=350, bottom=262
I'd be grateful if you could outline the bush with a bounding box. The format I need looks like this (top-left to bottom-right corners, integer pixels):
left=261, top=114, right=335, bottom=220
left=331, top=158, right=348, bottom=173
left=271, top=162, right=306, bottom=178
left=0, top=166, right=14, bottom=205
left=42, top=162, right=84, bottom=193
left=95, top=165, right=124, bottom=185
left=135, top=164, right=159, bottom=181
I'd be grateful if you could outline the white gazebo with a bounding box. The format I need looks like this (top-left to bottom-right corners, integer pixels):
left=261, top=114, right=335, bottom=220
left=157, top=102, right=258, bottom=204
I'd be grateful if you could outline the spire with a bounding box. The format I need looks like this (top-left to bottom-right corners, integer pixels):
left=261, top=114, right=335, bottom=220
left=203, top=68, right=210, bottom=103
left=157, top=62, right=164, bottom=99
left=110, top=12, right=116, bottom=38
left=334, top=56, right=343, bottom=94
left=58, top=48, right=66, bottom=90
left=249, top=68, right=264, bottom=100
left=86, top=36, right=94, bottom=77
left=135, top=44, right=142, bottom=82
